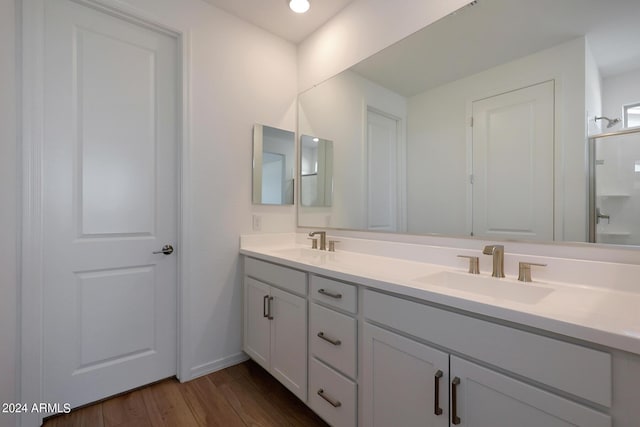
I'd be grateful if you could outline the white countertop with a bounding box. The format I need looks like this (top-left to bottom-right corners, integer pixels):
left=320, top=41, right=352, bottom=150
left=240, top=239, right=640, bottom=356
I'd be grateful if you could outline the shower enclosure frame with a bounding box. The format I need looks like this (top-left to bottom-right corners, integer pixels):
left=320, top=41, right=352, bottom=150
left=588, top=126, right=640, bottom=243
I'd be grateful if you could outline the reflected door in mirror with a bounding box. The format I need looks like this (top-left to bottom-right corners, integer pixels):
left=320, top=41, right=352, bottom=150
left=472, top=81, right=554, bottom=241
left=300, top=135, right=333, bottom=207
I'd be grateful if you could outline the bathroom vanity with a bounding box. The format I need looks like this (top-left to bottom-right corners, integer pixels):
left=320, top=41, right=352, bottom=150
left=240, top=234, right=640, bottom=427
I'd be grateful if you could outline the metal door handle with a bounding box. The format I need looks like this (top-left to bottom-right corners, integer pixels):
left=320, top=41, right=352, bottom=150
left=317, top=331, right=341, bottom=346
left=153, top=244, right=174, bottom=255
left=451, top=377, right=461, bottom=425
left=434, top=370, right=443, bottom=416
left=318, top=288, right=342, bottom=299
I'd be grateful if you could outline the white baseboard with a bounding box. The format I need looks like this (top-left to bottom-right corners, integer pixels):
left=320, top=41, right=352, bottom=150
left=186, top=352, right=249, bottom=381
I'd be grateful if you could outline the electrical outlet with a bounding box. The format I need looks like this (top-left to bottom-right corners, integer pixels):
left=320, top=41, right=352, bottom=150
left=252, top=214, right=262, bottom=231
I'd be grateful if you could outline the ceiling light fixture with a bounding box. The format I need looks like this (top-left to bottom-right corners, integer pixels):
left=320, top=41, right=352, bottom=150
left=289, top=0, right=310, bottom=14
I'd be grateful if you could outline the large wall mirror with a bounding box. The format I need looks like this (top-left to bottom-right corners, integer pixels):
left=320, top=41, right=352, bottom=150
left=253, top=124, right=295, bottom=205
left=298, top=0, right=640, bottom=246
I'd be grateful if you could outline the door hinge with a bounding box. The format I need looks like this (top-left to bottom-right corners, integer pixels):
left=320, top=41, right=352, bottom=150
left=470, top=116, right=474, bottom=127
left=469, top=174, right=474, bottom=184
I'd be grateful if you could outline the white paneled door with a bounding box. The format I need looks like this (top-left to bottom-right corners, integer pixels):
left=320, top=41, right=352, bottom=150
left=472, top=81, right=554, bottom=241
left=43, top=0, right=178, bottom=408
left=367, top=109, right=399, bottom=231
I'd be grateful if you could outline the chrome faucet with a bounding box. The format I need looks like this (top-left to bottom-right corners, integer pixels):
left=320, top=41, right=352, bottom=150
left=308, top=231, right=327, bottom=251
left=482, top=245, right=505, bottom=278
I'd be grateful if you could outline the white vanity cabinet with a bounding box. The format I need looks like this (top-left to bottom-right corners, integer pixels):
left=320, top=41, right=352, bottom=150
left=450, top=356, right=610, bottom=427
left=243, top=257, right=308, bottom=401
left=362, top=289, right=612, bottom=427
left=239, top=251, right=636, bottom=427
left=308, top=275, right=358, bottom=427
left=362, top=323, right=449, bottom=427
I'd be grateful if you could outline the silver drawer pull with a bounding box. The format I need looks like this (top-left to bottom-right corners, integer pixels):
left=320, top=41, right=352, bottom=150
left=317, top=389, right=342, bottom=408
left=318, top=288, right=342, bottom=299
left=317, top=331, right=342, bottom=346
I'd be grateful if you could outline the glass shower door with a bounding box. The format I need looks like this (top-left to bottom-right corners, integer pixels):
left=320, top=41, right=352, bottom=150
left=589, top=128, right=640, bottom=245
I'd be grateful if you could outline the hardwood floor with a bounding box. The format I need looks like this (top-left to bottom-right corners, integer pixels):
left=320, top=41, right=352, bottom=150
left=43, top=360, right=328, bottom=427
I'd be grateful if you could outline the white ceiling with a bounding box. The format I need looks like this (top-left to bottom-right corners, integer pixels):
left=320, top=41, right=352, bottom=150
left=201, top=0, right=355, bottom=43
left=351, top=0, right=640, bottom=97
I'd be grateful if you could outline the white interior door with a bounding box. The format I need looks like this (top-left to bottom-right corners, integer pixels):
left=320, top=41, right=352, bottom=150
left=367, top=109, right=399, bottom=231
left=472, top=81, right=554, bottom=240
left=43, top=0, right=178, bottom=408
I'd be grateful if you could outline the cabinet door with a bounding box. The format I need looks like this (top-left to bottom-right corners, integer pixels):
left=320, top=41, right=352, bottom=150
left=362, top=323, right=449, bottom=427
left=270, top=286, right=308, bottom=401
left=450, top=356, right=611, bottom=427
left=243, top=277, right=271, bottom=370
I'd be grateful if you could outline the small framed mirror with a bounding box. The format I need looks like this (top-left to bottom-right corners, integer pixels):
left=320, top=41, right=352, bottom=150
left=252, top=124, right=295, bottom=205
left=300, top=135, right=333, bottom=207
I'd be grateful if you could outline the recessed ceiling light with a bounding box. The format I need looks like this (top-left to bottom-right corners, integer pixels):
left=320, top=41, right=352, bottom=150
left=289, top=0, right=310, bottom=14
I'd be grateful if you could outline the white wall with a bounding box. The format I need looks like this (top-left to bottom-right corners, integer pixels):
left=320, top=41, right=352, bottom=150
left=298, top=70, right=407, bottom=229
left=407, top=38, right=587, bottom=241
left=585, top=41, right=603, bottom=136
left=297, top=0, right=470, bottom=92
left=602, top=67, right=640, bottom=127
left=0, top=0, right=18, bottom=425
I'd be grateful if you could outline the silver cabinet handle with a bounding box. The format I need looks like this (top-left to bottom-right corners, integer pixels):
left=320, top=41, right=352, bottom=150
left=317, top=331, right=341, bottom=346
left=267, top=296, right=274, bottom=320
left=263, top=295, right=269, bottom=318
left=451, top=377, right=461, bottom=425
left=434, top=369, right=443, bottom=416
left=318, top=288, right=342, bottom=299
left=152, top=244, right=174, bottom=255
left=317, top=389, right=341, bottom=408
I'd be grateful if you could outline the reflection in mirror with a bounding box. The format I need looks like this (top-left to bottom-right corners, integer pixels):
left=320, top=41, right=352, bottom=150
left=297, top=0, right=640, bottom=246
left=590, top=130, right=640, bottom=245
left=252, top=124, right=295, bottom=205
left=300, top=135, right=333, bottom=208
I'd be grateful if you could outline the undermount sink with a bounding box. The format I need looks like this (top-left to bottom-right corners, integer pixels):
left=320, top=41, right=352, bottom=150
left=413, top=271, right=554, bottom=304
left=271, top=247, right=328, bottom=263
left=273, top=247, right=324, bottom=258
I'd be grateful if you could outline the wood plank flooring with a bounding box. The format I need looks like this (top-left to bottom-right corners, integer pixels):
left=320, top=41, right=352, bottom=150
left=43, top=360, right=328, bottom=427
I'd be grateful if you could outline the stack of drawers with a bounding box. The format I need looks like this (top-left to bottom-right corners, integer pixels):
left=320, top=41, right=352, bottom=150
left=307, top=275, right=358, bottom=427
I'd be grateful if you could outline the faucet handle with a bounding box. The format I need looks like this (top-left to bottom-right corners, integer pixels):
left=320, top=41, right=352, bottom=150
left=518, top=262, right=547, bottom=282
left=482, top=244, right=504, bottom=255
left=328, top=240, right=340, bottom=252
left=457, top=255, right=480, bottom=274
left=308, top=237, right=318, bottom=249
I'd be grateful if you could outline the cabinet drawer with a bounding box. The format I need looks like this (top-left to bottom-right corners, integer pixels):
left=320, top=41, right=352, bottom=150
left=244, top=257, right=306, bottom=296
left=309, top=357, right=357, bottom=427
left=310, top=275, right=357, bottom=313
left=310, top=303, right=357, bottom=378
left=363, top=289, right=612, bottom=407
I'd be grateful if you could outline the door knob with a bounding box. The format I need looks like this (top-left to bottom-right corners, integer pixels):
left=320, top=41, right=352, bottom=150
left=153, top=244, right=174, bottom=255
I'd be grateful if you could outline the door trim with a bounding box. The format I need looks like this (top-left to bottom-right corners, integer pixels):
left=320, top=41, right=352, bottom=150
left=20, top=0, right=192, bottom=425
